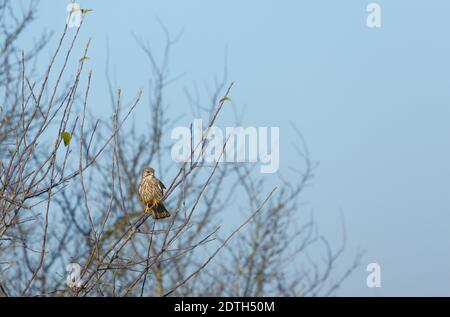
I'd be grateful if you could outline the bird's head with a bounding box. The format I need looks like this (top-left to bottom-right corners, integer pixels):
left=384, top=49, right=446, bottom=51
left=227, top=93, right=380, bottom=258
left=142, top=167, right=155, bottom=179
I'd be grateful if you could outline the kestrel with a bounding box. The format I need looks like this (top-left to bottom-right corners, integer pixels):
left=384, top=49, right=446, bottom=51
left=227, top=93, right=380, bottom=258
left=138, top=167, right=171, bottom=219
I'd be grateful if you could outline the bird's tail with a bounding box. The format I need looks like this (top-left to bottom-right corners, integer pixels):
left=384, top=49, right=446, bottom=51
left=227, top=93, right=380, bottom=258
left=152, top=203, right=171, bottom=220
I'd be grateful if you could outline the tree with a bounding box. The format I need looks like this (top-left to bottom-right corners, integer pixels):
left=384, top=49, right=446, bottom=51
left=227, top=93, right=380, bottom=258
left=0, top=1, right=362, bottom=297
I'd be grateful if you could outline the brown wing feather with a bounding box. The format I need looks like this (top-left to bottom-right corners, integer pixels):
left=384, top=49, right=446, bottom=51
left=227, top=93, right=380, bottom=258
left=156, top=178, right=166, bottom=191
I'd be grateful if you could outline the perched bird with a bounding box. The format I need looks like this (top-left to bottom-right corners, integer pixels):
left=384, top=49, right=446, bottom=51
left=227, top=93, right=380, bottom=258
left=138, top=167, right=171, bottom=220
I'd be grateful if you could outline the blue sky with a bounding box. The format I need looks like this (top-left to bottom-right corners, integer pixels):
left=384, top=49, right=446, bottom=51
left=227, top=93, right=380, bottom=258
left=15, top=0, right=450, bottom=295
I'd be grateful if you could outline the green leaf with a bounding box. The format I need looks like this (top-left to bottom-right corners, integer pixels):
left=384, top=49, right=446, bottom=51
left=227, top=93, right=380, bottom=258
left=220, top=96, right=231, bottom=103
left=61, top=132, right=72, bottom=147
